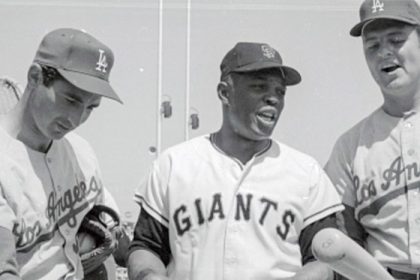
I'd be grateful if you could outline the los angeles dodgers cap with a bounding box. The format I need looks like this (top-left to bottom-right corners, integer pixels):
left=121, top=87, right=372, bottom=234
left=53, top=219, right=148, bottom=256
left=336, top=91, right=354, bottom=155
left=33, top=28, right=122, bottom=103
left=350, top=0, right=420, bottom=37
left=220, top=42, right=301, bottom=86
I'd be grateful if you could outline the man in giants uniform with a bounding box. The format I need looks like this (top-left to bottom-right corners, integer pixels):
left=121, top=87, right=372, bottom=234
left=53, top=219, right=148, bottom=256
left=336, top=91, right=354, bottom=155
left=127, top=42, right=344, bottom=280
left=0, top=28, right=122, bottom=279
left=325, top=0, right=420, bottom=279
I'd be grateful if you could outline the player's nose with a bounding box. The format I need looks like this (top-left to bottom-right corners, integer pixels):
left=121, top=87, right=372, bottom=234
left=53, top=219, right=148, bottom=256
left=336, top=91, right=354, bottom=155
left=377, top=43, right=393, bottom=59
left=264, top=94, right=280, bottom=106
left=68, top=107, right=89, bottom=128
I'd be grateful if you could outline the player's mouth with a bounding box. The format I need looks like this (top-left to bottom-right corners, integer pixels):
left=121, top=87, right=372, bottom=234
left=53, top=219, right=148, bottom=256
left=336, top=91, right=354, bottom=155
left=56, top=121, right=72, bottom=132
left=381, top=63, right=400, bottom=74
left=256, top=108, right=277, bottom=125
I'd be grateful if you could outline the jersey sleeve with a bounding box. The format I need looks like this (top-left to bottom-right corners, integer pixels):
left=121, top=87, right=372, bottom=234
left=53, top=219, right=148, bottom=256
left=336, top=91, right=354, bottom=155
left=0, top=166, right=18, bottom=231
left=0, top=226, right=20, bottom=280
left=303, top=162, right=344, bottom=228
left=0, top=188, right=16, bottom=231
left=134, top=155, right=170, bottom=228
left=324, top=137, right=356, bottom=207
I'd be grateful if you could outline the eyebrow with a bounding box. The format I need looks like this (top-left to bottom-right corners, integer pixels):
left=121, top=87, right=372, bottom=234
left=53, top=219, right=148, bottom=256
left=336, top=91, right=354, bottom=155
left=63, top=91, right=83, bottom=102
left=364, top=29, right=407, bottom=40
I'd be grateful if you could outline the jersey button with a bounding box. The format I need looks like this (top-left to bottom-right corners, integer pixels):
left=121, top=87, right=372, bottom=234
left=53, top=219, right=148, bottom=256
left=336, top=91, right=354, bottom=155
left=47, top=158, right=52, bottom=164
left=408, top=149, right=416, bottom=156
left=405, top=122, right=413, bottom=129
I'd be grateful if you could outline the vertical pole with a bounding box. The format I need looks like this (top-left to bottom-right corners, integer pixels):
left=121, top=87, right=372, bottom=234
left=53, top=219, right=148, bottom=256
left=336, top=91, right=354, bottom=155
left=185, top=0, right=192, bottom=140
left=157, top=0, right=164, bottom=156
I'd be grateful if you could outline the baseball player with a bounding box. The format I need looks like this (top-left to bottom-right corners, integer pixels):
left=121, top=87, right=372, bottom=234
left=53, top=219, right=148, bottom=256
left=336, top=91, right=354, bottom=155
left=325, top=0, right=420, bottom=279
left=0, top=28, right=123, bottom=280
left=127, top=42, right=344, bottom=280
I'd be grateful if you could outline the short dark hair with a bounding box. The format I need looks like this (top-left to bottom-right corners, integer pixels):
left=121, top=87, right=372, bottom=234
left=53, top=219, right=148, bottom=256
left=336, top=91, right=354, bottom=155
left=40, top=64, right=61, bottom=87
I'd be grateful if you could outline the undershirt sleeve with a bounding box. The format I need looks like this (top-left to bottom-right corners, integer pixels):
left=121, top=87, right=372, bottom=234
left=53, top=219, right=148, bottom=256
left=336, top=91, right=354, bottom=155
left=299, top=214, right=338, bottom=265
left=128, top=208, right=171, bottom=266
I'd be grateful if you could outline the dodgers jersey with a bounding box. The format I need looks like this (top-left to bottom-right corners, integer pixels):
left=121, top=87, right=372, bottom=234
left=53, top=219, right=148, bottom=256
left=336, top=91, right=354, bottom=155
left=325, top=107, right=420, bottom=271
left=0, top=127, right=117, bottom=280
left=135, top=134, right=343, bottom=279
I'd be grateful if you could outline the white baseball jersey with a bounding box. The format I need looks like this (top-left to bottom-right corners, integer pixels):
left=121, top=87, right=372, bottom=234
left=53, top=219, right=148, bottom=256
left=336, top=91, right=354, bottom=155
left=135, top=134, right=343, bottom=279
left=325, top=107, right=420, bottom=272
left=0, top=127, right=117, bottom=280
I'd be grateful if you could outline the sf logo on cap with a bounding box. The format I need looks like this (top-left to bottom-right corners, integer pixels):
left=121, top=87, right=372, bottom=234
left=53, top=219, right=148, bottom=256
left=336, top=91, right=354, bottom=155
left=96, top=49, right=108, bottom=73
left=261, top=45, right=276, bottom=59
left=371, top=0, right=384, bottom=13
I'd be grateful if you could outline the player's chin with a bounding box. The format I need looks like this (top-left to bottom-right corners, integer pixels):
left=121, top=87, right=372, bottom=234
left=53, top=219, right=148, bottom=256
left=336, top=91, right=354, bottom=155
left=256, top=122, right=276, bottom=137
left=49, top=129, right=70, bottom=139
left=250, top=127, right=274, bottom=141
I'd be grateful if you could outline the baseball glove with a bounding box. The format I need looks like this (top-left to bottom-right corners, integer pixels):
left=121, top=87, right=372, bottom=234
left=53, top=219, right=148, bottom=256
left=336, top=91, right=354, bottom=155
left=78, top=205, right=121, bottom=275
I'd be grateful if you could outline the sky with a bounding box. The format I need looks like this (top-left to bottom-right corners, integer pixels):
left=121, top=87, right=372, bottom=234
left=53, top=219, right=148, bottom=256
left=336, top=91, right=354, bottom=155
left=0, top=0, right=382, bottom=220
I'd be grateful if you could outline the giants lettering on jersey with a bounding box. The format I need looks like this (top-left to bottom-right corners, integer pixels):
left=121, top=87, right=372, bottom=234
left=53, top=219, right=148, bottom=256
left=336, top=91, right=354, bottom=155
left=13, top=176, right=102, bottom=252
left=354, top=156, right=420, bottom=219
left=173, top=192, right=296, bottom=240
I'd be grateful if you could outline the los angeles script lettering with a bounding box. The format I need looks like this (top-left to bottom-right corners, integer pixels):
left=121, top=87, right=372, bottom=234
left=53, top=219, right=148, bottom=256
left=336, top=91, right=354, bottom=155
left=354, top=156, right=420, bottom=207
left=14, top=176, right=101, bottom=248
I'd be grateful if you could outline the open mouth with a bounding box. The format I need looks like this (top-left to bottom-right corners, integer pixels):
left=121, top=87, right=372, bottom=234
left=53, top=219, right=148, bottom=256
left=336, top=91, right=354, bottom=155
left=257, top=111, right=276, bottom=123
left=381, top=64, right=400, bottom=73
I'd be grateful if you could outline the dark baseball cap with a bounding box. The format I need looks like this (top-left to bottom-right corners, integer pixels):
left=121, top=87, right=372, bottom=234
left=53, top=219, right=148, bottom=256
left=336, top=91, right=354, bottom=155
left=33, top=28, right=122, bottom=103
left=350, top=0, right=420, bottom=37
left=220, top=42, right=301, bottom=86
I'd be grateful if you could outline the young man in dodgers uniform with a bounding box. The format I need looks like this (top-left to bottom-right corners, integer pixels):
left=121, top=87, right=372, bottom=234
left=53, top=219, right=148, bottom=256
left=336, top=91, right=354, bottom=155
left=127, top=42, right=344, bottom=280
left=0, top=28, right=123, bottom=280
left=325, top=0, right=420, bottom=279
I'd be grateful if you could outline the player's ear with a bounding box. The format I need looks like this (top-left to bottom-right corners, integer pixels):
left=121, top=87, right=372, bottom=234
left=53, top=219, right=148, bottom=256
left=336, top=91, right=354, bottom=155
left=27, top=63, right=44, bottom=89
left=217, top=81, right=231, bottom=106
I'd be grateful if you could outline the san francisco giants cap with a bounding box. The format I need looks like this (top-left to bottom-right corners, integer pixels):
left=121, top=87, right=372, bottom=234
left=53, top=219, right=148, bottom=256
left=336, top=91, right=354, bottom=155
left=33, top=28, right=122, bottom=103
left=220, top=42, right=301, bottom=86
left=350, top=0, right=420, bottom=37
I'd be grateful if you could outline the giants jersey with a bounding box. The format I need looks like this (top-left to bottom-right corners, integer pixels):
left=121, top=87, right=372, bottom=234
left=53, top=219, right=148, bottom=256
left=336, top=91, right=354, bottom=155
left=0, top=127, right=117, bottom=280
left=325, top=108, right=420, bottom=271
left=135, top=134, right=343, bottom=279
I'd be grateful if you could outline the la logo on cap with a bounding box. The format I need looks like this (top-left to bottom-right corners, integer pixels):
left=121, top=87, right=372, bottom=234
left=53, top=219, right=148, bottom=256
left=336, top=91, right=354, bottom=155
left=96, top=49, right=108, bottom=73
left=372, top=0, right=384, bottom=13
left=261, top=45, right=276, bottom=59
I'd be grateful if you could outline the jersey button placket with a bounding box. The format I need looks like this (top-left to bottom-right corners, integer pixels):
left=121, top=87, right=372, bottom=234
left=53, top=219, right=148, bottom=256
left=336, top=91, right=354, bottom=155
left=406, top=117, right=420, bottom=264
left=223, top=221, right=241, bottom=279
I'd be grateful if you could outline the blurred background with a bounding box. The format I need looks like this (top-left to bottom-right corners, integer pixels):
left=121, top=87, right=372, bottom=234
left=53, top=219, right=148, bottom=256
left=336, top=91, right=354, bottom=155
left=0, top=0, right=382, bottom=278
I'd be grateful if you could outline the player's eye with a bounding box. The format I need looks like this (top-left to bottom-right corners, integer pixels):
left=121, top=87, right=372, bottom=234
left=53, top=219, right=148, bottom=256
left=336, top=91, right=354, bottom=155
left=65, top=97, right=77, bottom=104
left=365, top=41, right=379, bottom=51
left=390, top=35, right=406, bottom=45
left=87, top=104, right=99, bottom=111
left=250, top=84, right=267, bottom=91
left=276, top=88, right=286, bottom=97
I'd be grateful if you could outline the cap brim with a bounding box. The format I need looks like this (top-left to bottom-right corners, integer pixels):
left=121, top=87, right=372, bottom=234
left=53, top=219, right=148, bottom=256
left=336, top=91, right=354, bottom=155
left=234, top=61, right=302, bottom=86
left=350, top=17, right=419, bottom=37
left=57, top=69, right=123, bottom=104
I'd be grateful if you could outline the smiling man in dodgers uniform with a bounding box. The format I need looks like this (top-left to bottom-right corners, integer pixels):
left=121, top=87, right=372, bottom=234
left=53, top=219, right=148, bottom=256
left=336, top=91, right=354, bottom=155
left=0, top=28, right=122, bottom=280
left=325, top=0, right=420, bottom=279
